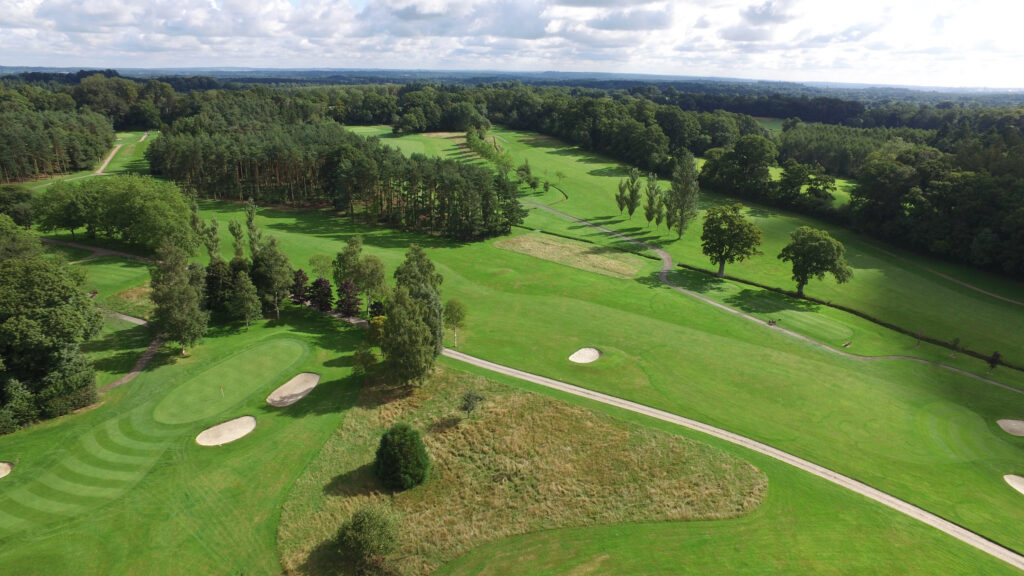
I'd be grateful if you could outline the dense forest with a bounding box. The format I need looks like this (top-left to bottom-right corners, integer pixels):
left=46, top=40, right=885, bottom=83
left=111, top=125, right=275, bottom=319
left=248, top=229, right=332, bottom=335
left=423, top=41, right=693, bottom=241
left=145, top=87, right=524, bottom=240
left=1, top=71, right=1023, bottom=275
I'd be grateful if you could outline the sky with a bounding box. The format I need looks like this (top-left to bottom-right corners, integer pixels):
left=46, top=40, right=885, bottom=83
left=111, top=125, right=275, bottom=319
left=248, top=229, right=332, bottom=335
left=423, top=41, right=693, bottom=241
left=2, top=0, right=1023, bottom=89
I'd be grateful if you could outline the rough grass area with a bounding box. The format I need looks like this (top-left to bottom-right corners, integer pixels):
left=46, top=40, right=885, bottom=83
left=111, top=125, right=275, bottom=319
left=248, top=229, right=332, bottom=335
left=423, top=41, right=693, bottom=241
left=278, top=367, right=766, bottom=576
left=495, top=231, right=644, bottom=279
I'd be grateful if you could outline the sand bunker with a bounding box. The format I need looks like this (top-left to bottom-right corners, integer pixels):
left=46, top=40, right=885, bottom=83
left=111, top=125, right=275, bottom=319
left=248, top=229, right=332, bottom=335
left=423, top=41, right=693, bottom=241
left=1005, top=475, right=1024, bottom=496
left=0, top=462, right=11, bottom=479
left=196, top=416, right=256, bottom=446
left=998, top=420, right=1024, bottom=436
left=569, top=348, right=602, bottom=364
left=266, top=373, right=321, bottom=407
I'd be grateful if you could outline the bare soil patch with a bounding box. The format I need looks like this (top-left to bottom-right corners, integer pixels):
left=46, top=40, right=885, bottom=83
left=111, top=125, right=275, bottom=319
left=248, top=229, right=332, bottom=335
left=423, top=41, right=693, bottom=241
left=495, top=233, right=643, bottom=279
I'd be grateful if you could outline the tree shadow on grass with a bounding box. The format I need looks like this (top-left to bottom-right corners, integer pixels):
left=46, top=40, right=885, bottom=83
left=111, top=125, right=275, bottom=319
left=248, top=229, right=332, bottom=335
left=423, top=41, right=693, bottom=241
left=324, top=462, right=380, bottom=497
left=299, top=538, right=354, bottom=576
left=725, top=288, right=820, bottom=315
left=662, top=268, right=726, bottom=294
left=588, top=166, right=627, bottom=177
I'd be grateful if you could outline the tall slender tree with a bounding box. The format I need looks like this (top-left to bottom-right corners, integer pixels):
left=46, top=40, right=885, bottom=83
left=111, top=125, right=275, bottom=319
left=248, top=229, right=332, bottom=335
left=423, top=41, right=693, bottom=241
left=151, top=240, right=209, bottom=354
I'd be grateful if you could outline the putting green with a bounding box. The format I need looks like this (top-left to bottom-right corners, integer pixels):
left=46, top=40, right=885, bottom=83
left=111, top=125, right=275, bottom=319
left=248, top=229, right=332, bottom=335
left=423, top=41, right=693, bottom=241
left=153, top=339, right=307, bottom=424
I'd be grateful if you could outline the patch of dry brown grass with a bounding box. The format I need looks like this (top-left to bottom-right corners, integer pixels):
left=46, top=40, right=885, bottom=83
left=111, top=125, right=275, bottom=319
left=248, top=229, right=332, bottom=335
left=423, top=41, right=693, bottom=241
left=495, top=233, right=645, bottom=279
left=112, top=282, right=154, bottom=318
left=278, top=367, right=765, bottom=576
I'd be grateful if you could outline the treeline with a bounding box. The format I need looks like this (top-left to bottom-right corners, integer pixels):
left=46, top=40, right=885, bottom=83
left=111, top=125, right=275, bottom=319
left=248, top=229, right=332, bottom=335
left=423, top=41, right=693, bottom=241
left=0, top=83, right=115, bottom=182
left=777, top=121, right=934, bottom=178
left=32, top=175, right=197, bottom=254
left=146, top=88, right=525, bottom=240
left=0, top=215, right=101, bottom=433
left=698, top=131, right=1024, bottom=276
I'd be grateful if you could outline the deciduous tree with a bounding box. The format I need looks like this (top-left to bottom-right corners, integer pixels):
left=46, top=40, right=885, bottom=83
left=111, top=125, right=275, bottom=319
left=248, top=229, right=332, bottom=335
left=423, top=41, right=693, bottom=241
left=701, top=203, right=762, bottom=277
left=777, top=226, right=853, bottom=297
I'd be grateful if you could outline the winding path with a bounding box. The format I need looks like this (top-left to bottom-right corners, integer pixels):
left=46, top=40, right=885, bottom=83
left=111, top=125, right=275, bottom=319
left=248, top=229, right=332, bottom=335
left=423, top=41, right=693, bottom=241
left=42, top=238, right=152, bottom=264
left=525, top=202, right=1022, bottom=395
left=98, top=312, right=161, bottom=391
left=441, top=348, right=1024, bottom=571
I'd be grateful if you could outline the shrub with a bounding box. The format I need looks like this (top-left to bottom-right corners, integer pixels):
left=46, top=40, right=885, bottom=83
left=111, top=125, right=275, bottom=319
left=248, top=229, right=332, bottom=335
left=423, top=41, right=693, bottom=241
left=368, top=316, right=386, bottom=347
left=336, top=503, right=398, bottom=574
left=460, top=390, right=485, bottom=415
left=374, top=423, right=430, bottom=491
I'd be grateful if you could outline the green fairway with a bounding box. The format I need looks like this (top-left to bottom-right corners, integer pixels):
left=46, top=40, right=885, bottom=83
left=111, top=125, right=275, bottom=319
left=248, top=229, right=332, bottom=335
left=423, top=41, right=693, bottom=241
left=436, top=369, right=1018, bottom=575
left=191, top=198, right=1024, bottom=559
left=104, top=131, right=156, bottom=175
left=15, top=126, right=1024, bottom=574
left=0, top=307, right=362, bottom=574
left=77, top=256, right=154, bottom=320
left=481, top=127, right=1024, bottom=366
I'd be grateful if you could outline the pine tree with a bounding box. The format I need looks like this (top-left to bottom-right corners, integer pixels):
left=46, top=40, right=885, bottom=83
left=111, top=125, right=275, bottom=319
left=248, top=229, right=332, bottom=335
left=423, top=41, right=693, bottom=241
left=230, top=271, right=262, bottom=330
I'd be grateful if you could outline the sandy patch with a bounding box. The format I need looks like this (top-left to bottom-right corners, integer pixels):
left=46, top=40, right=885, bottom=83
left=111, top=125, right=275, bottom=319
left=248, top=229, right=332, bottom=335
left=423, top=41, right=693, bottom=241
left=1005, top=475, right=1024, bottom=496
left=267, top=373, right=321, bottom=407
left=998, top=419, right=1024, bottom=436
left=495, top=233, right=643, bottom=279
left=569, top=348, right=601, bottom=364
left=196, top=416, right=257, bottom=446
left=0, top=462, right=11, bottom=479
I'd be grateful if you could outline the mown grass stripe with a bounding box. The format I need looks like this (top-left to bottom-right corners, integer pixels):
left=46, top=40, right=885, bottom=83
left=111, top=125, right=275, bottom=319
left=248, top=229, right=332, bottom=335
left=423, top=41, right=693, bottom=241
left=91, top=423, right=161, bottom=458
left=51, top=460, right=138, bottom=488
left=76, top=435, right=153, bottom=470
left=33, top=472, right=126, bottom=500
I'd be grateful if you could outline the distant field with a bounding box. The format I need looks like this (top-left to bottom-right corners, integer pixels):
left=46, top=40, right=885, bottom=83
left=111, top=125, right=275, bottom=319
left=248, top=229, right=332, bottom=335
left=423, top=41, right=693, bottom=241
left=485, top=127, right=1024, bottom=366
left=755, top=116, right=785, bottom=132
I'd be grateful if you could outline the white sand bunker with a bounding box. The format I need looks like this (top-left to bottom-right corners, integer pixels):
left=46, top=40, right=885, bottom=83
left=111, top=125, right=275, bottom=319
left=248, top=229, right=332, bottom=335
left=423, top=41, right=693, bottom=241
left=0, top=462, right=11, bottom=479
left=1005, top=475, right=1024, bottom=496
left=569, top=348, right=602, bottom=364
left=266, top=373, right=321, bottom=407
left=196, top=416, right=256, bottom=446
left=997, top=420, right=1024, bottom=436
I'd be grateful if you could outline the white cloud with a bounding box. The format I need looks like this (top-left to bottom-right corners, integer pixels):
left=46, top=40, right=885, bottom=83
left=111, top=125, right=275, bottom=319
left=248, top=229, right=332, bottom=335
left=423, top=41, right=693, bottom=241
left=0, top=0, right=1023, bottom=88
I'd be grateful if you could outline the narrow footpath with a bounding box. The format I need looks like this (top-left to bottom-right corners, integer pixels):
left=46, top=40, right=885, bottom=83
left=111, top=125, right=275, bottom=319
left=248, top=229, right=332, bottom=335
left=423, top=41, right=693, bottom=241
left=98, top=312, right=161, bottom=391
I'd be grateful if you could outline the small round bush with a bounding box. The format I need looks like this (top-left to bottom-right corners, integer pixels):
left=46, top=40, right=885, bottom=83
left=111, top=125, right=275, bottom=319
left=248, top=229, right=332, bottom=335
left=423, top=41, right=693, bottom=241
left=336, top=503, right=397, bottom=571
left=374, top=423, right=430, bottom=491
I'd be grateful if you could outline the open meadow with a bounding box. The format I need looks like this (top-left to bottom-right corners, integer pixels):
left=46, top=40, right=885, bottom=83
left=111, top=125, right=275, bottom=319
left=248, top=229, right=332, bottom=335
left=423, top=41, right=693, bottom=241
left=6, top=127, right=1024, bottom=574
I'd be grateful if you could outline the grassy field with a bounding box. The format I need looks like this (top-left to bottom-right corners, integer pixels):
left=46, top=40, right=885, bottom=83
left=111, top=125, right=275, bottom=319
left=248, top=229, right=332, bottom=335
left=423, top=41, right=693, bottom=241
left=437, top=364, right=1019, bottom=576
left=481, top=127, right=1024, bottom=366
left=184, top=199, right=1024, bottom=560
left=80, top=315, right=154, bottom=388
left=14, top=128, right=1024, bottom=573
left=77, top=256, right=154, bottom=320
left=755, top=116, right=785, bottom=133
left=25, top=131, right=152, bottom=189
left=280, top=366, right=766, bottom=576
left=0, top=306, right=363, bottom=575
left=103, top=131, right=155, bottom=175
